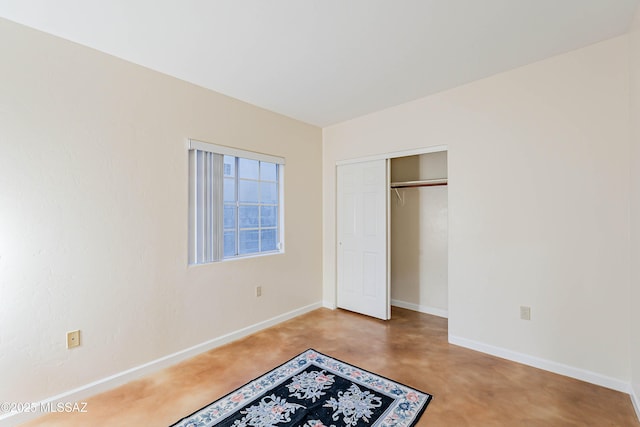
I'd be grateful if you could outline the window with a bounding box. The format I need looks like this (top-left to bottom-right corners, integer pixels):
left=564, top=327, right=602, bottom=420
left=188, top=140, right=284, bottom=264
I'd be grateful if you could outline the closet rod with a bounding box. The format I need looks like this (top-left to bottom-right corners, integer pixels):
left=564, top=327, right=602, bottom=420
left=390, top=178, right=448, bottom=189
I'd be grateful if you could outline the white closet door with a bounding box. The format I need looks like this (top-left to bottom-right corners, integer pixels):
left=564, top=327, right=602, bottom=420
left=337, top=159, right=389, bottom=320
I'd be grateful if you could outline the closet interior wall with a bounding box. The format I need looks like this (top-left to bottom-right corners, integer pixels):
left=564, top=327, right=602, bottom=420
left=390, top=152, right=449, bottom=318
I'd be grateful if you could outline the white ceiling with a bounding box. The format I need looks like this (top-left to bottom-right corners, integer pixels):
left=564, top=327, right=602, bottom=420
left=1, top=0, right=638, bottom=126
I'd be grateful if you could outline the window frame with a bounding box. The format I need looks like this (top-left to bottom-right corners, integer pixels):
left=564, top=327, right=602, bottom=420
left=223, top=155, right=281, bottom=258
left=188, top=139, right=285, bottom=265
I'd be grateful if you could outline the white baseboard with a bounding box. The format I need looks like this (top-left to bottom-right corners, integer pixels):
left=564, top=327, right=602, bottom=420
left=448, top=334, right=629, bottom=393
left=391, top=299, right=448, bottom=318
left=0, top=302, right=322, bottom=427
left=323, top=300, right=337, bottom=309
left=631, top=383, right=640, bottom=422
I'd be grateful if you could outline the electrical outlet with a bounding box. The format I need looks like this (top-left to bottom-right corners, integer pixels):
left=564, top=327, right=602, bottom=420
left=256, top=286, right=262, bottom=297
left=520, top=306, right=531, bottom=321
left=66, top=330, right=80, bottom=349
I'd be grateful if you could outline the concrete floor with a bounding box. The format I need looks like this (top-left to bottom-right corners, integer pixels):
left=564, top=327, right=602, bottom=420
left=22, top=307, right=640, bottom=426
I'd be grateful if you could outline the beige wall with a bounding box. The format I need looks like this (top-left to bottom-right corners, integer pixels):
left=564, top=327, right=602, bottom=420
left=390, top=153, right=448, bottom=316
left=0, top=18, right=322, bottom=404
left=324, top=36, right=630, bottom=384
left=629, top=4, right=640, bottom=412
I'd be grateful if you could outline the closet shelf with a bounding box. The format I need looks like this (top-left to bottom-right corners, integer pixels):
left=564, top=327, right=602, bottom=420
left=390, top=178, right=447, bottom=188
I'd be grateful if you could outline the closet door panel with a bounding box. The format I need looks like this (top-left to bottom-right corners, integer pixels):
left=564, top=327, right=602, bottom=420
left=337, top=160, right=389, bottom=320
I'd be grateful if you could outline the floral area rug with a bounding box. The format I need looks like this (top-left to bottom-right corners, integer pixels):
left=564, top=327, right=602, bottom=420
left=171, top=349, right=432, bottom=427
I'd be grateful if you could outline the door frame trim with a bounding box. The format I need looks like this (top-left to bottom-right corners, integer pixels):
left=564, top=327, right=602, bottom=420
left=336, top=145, right=448, bottom=166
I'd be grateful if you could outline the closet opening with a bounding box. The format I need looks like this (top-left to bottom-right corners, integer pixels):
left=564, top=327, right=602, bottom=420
left=390, top=151, right=448, bottom=318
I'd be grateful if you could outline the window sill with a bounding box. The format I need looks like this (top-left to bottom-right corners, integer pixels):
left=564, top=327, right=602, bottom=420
left=188, top=250, right=285, bottom=267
